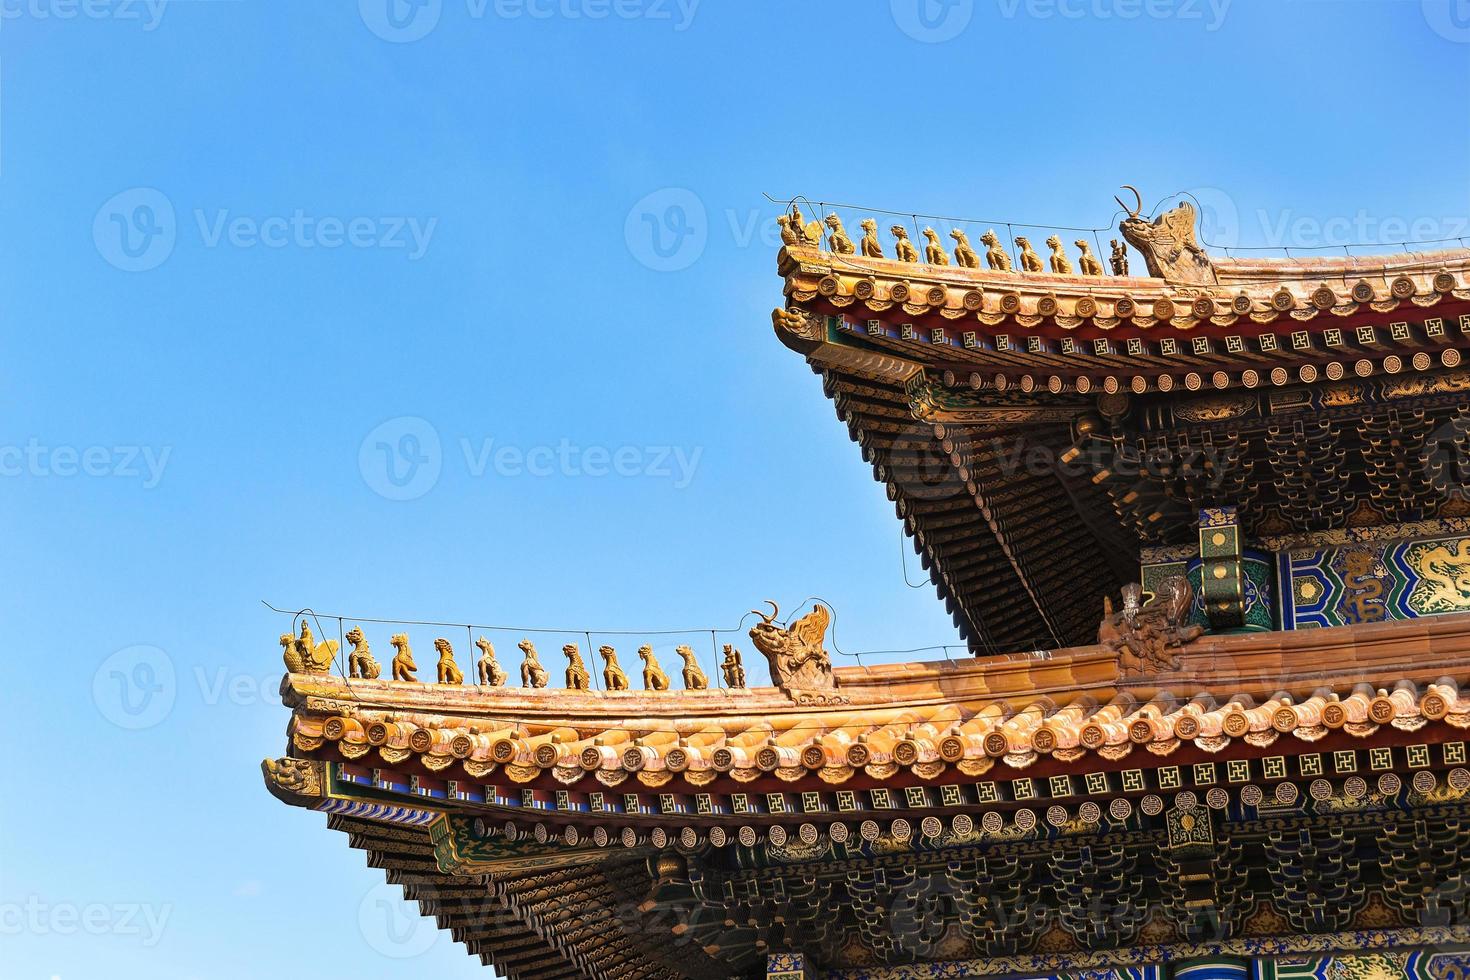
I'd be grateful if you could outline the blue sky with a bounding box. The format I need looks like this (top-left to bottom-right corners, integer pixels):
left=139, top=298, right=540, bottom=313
left=3, top=1, right=1468, bottom=977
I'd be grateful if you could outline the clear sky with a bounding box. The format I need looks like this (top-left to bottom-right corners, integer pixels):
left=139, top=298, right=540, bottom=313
left=3, top=1, right=1468, bottom=977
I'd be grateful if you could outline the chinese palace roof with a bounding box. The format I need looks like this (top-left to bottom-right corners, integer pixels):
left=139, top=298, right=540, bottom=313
left=263, top=194, right=1470, bottom=980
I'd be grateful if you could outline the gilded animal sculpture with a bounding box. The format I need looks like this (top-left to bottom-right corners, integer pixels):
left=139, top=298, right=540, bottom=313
left=281, top=619, right=337, bottom=675
left=748, top=601, right=836, bottom=692
left=824, top=213, right=855, bottom=255
left=1097, top=576, right=1203, bottom=673
left=262, top=757, right=323, bottom=797
left=922, top=227, right=949, bottom=266
left=599, top=645, right=630, bottom=691
left=1110, top=238, right=1129, bottom=275
left=390, top=633, right=418, bottom=682
left=345, top=626, right=381, bottom=680
left=1075, top=239, right=1105, bottom=276
left=950, top=229, right=980, bottom=269
left=1115, top=187, right=1217, bottom=285
left=777, top=204, right=822, bottom=247
left=675, top=644, right=708, bottom=690
left=475, top=637, right=506, bottom=687
left=638, top=644, right=670, bottom=691
left=720, top=644, right=747, bottom=688
left=1015, top=236, right=1044, bottom=272
left=518, top=638, right=549, bottom=688
left=1045, top=235, right=1073, bottom=274
left=563, top=643, right=590, bottom=691
left=859, top=218, right=883, bottom=258
left=1406, top=539, right=1470, bottom=615
left=980, top=230, right=1011, bottom=271
left=890, top=225, right=919, bottom=263
left=434, top=638, right=463, bottom=685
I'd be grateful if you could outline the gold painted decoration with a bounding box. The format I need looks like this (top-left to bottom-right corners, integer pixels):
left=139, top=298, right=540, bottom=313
left=345, top=626, right=381, bottom=679
left=1117, top=195, right=1217, bottom=285
left=1015, top=236, right=1043, bottom=272
left=390, top=633, right=417, bottom=681
left=637, top=645, right=670, bottom=690
left=517, top=639, right=548, bottom=688
left=474, top=637, right=506, bottom=686
left=890, top=225, right=919, bottom=263
left=922, top=228, right=949, bottom=266
left=951, top=229, right=980, bottom=269
left=980, top=229, right=1011, bottom=271
left=748, top=601, right=836, bottom=694
left=858, top=218, right=883, bottom=258
left=434, top=638, right=463, bottom=685
left=262, top=757, right=324, bottom=797
left=281, top=620, right=337, bottom=675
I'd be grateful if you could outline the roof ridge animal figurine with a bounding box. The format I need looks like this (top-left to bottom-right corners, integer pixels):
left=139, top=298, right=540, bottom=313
left=1115, top=187, right=1217, bottom=285
left=890, top=225, right=919, bottom=263
left=980, top=230, right=1011, bottom=271
left=563, top=643, right=590, bottom=691
left=1110, top=238, right=1129, bottom=276
left=675, top=644, right=708, bottom=690
left=518, top=638, right=548, bottom=688
left=281, top=619, right=337, bottom=675
left=1046, top=235, right=1073, bottom=274
left=859, top=218, right=883, bottom=258
left=951, top=229, right=980, bottom=269
left=346, top=626, right=380, bottom=680
left=434, top=638, right=463, bottom=685
left=720, top=644, right=746, bottom=688
left=825, top=213, right=855, bottom=255
left=390, top=633, right=417, bottom=682
left=1076, top=239, right=1104, bottom=276
left=475, top=637, right=506, bottom=687
left=749, top=601, right=836, bottom=693
left=777, top=203, right=822, bottom=248
left=1098, top=576, right=1204, bottom=673
left=1016, top=236, right=1044, bottom=272
left=600, top=645, right=630, bottom=691
left=638, top=644, right=670, bottom=691
left=922, top=227, right=949, bottom=265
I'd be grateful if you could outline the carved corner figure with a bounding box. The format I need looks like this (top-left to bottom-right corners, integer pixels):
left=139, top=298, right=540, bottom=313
left=600, top=645, right=630, bottom=691
left=281, top=619, right=337, bottom=675
left=390, top=633, right=417, bottom=682
left=951, top=229, right=980, bottom=269
left=1016, top=236, right=1044, bottom=272
left=825, top=213, right=855, bottom=255
left=675, top=645, right=708, bottom=690
left=778, top=203, right=822, bottom=248
left=1110, top=238, right=1129, bottom=276
left=891, top=225, right=919, bottom=263
left=980, top=230, right=1011, bottom=271
left=749, top=601, right=836, bottom=693
left=1046, top=235, right=1073, bottom=274
left=1115, top=187, right=1216, bottom=285
left=518, top=639, right=549, bottom=688
left=434, top=638, right=463, bottom=685
left=475, top=637, right=507, bottom=686
left=346, top=626, right=381, bottom=680
left=858, top=218, right=883, bottom=258
left=1098, top=576, right=1205, bottom=673
left=1076, top=239, right=1105, bottom=277
left=720, top=645, right=747, bottom=688
left=563, top=643, right=590, bottom=691
left=922, top=227, right=949, bottom=266
left=638, top=645, right=670, bottom=691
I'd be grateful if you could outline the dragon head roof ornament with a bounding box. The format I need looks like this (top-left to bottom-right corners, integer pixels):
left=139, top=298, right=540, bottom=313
left=1115, top=185, right=1218, bottom=286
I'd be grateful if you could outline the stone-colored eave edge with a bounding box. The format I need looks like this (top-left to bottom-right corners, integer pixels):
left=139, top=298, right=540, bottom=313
left=780, top=243, right=1470, bottom=333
